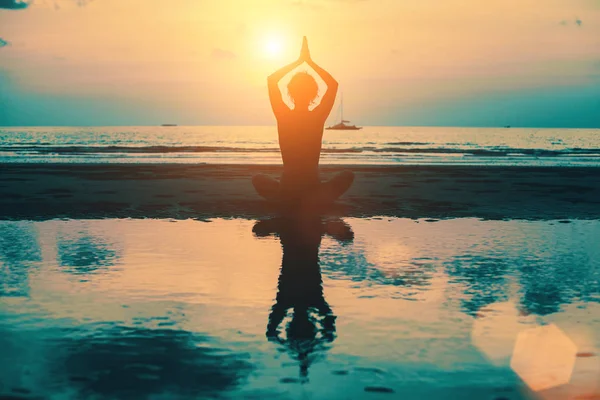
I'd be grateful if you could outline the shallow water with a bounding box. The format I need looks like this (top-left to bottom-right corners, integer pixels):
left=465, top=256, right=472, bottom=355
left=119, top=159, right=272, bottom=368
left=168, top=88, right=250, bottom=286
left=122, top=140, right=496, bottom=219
left=1, top=218, right=599, bottom=399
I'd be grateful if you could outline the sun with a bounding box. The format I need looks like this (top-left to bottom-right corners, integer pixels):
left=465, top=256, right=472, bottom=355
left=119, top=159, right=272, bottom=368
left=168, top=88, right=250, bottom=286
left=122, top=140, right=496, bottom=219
left=263, top=37, right=283, bottom=58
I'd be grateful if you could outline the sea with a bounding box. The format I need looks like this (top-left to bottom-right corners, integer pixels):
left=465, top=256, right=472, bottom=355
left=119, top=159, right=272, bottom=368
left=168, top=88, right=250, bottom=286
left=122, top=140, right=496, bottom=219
left=0, top=126, right=599, bottom=166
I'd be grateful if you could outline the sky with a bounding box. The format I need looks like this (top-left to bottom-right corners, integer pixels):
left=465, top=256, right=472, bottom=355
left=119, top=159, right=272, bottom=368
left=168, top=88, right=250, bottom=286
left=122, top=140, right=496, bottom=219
left=0, top=0, right=599, bottom=127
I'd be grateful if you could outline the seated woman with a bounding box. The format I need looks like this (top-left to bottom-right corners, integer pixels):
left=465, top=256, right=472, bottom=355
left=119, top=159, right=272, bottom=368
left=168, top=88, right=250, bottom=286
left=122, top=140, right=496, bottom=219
left=252, top=37, right=354, bottom=207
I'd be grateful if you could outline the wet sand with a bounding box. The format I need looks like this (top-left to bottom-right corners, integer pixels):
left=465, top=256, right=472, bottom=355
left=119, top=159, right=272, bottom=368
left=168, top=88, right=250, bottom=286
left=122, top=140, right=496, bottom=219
left=0, top=163, right=599, bottom=220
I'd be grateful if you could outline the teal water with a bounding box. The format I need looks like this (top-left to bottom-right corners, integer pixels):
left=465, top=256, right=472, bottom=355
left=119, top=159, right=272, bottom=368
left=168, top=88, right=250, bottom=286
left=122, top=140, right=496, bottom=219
left=0, top=218, right=599, bottom=399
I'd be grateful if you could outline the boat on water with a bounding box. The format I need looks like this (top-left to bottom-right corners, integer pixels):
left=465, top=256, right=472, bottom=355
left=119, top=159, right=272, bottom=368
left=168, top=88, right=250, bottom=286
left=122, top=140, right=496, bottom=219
left=161, top=124, right=177, bottom=127
left=326, top=120, right=362, bottom=130
left=326, top=94, right=362, bottom=130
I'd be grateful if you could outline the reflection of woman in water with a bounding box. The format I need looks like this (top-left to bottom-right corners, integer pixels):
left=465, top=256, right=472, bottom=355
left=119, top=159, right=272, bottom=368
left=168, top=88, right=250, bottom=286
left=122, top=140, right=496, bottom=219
left=253, top=37, right=354, bottom=206
left=253, top=217, right=354, bottom=381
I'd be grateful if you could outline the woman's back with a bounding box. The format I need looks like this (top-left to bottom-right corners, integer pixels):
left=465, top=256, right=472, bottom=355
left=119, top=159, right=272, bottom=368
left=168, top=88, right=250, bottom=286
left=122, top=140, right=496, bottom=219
left=277, top=109, right=325, bottom=184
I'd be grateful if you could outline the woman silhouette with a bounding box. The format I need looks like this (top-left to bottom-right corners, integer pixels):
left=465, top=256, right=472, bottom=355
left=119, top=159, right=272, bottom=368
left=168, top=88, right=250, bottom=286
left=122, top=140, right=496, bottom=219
left=252, top=37, right=354, bottom=207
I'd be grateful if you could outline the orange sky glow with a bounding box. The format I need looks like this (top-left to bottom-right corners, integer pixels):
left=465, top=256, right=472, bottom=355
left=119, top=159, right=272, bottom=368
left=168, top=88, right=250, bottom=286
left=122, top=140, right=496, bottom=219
left=0, top=0, right=599, bottom=126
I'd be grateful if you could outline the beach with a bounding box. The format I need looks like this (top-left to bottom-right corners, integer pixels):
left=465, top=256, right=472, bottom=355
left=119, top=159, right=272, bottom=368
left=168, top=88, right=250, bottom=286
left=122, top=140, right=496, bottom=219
left=1, top=130, right=600, bottom=399
left=2, top=164, right=599, bottom=221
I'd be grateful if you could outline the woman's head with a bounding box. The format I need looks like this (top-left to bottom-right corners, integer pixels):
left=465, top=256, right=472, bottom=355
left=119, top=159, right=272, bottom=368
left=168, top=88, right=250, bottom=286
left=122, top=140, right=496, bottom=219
left=287, top=72, right=319, bottom=109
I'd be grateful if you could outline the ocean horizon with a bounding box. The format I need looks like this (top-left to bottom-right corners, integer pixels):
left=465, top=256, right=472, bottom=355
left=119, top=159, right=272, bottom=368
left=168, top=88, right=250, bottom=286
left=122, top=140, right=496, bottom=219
left=1, top=126, right=599, bottom=166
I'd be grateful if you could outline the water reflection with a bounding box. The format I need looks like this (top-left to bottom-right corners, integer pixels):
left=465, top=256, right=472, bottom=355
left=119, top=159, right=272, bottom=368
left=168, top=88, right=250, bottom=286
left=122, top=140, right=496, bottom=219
left=517, top=250, right=599, bottom=317
left=0, top=324, right=254, bottom=399
left=253, top=217, right=354, bottom=381
left=320, top=246, right=437, bottom=298
left=445, top=255, right=510, bottom=316
left=0, top=223, right=42, bottom=297
left=444, top=243, right=600, bottom=317
left=320, top=219, right=600, bottom=316
left=57, top=232, right=122, bottom=276
left=0, top=218, right=598, bottom=398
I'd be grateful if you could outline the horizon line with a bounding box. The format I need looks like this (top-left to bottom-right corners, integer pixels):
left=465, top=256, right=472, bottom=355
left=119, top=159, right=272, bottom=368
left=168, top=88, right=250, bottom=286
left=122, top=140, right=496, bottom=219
left=1, top=125, right=598, bottom=130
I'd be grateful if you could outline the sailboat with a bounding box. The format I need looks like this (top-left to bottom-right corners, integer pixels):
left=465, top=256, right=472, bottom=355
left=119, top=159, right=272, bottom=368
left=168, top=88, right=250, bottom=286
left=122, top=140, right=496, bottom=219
left=326, top=93, right=362, bottom=130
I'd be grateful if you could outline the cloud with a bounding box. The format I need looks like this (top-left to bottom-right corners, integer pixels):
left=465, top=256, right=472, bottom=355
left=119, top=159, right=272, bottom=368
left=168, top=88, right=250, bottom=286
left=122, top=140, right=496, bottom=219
left=0, top=0, right=93, bottom=10
left=0, top=0, right=29, bottom=48
left=0, top=0, right=29, bottom=9
left=559, top=17, right=584, bottom=27
left=61, top=0, right=94, bottom=8
left=211, top=48, right=236, bottom=60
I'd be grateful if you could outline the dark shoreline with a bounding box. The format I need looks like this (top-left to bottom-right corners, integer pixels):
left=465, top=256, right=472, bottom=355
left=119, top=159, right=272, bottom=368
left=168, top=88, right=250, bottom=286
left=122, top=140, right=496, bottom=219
left=1, top=163, right=599, bottom=221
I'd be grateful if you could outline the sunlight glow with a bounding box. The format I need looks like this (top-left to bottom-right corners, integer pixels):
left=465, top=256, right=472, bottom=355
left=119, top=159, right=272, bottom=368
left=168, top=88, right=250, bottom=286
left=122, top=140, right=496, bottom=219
left=263, top=36, right=283, bottom=59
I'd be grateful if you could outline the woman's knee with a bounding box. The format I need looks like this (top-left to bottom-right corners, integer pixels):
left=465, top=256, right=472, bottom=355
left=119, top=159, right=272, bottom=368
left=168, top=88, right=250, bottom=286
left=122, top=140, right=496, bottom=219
left=252, top=174, right=266, bottom=185
left=253, top=174, right=280, bottom=200
left=253, top=174, right=275, bottom=188
left=335, top=170, right=355, bottom=187
left=324, top=170, right=354, bottom=199
left=341, top=170, right=354, bottom=182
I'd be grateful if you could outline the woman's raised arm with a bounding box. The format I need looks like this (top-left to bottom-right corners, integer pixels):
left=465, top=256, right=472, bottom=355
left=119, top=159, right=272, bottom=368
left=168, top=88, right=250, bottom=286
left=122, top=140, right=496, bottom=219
left=302, top=37, right=338, bottom=119
left=268, top=58, right=303, bottom=116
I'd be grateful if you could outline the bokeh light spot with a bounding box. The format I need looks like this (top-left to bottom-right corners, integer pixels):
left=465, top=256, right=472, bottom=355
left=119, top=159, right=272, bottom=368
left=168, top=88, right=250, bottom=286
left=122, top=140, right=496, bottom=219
left=510, top=323, right=577, bottom=392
